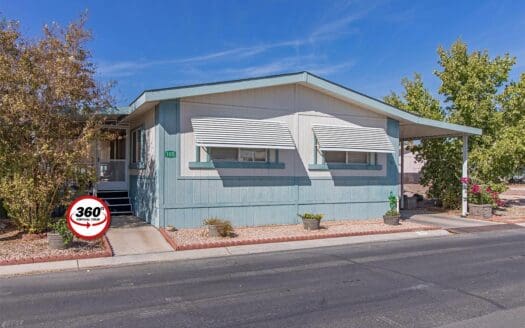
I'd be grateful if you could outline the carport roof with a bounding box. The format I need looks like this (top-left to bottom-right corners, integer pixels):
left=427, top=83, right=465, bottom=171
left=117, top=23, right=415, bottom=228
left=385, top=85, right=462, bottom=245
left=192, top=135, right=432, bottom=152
left=126, top=71, right=481, bottom=139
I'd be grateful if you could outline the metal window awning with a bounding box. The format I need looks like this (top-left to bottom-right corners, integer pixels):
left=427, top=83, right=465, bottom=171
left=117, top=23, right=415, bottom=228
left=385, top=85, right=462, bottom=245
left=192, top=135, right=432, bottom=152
left=191, top=117, right=296, bottom=150
left=312, top=124, right=395, bottom=153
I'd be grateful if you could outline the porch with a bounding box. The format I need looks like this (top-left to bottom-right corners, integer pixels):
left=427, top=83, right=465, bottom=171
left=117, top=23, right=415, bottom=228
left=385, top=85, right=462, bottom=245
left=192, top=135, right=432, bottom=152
left=94, top=124, right=133, bottom=216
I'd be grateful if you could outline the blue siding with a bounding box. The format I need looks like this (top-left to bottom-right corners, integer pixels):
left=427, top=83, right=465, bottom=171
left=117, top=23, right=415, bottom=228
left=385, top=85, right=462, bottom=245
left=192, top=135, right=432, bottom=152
left=134, top=100, right=400, bottom=228
left=164, top=174, right=398, bottom=228
left=129, top=175, right=157, bottom=224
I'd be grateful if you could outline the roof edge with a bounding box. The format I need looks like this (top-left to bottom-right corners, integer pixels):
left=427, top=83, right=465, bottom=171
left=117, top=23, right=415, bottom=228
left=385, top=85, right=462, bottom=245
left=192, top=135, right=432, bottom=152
left=128, top=71, right=482, bottom=137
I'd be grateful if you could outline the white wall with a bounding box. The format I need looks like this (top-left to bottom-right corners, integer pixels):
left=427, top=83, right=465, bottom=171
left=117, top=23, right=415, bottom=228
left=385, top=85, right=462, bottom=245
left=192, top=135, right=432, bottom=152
left=129, top=109, right=156, bottom=177
left=179, top=83, right=389, bottom=177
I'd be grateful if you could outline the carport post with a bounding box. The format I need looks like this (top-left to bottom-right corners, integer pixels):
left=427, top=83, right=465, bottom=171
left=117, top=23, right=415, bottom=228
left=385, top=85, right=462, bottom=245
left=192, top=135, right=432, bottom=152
left=461, top=135, right=469, bottom=217
left=400, top=139, right=405, bottom=209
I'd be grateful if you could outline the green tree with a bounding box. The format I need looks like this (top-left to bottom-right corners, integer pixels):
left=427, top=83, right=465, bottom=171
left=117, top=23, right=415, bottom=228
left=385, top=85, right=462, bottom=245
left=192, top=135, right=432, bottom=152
left=0, top=15, right=113, bottom=232
left=385, top=40, right=525, bottom=208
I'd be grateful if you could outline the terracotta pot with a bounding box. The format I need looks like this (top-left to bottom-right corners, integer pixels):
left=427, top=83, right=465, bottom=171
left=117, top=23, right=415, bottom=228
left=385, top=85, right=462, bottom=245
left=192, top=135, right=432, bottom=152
left=469, top=204, right=493, bottom=219
left=302, top=218, right=321, bottom=230
left=47, top=232, right=67, bottom=250
left=383, top=215, right=400, bottom=226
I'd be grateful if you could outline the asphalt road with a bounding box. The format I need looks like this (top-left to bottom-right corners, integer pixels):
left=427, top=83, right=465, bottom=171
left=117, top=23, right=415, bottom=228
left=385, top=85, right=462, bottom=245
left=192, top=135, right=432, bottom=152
left=2, top=228, right=525, bottom=328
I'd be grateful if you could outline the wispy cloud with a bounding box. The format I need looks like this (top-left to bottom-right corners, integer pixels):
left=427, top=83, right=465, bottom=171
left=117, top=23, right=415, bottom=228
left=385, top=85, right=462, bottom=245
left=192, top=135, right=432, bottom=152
left=309, top=13, right=363, bottom=41
left=98, top=2, right=374, bottom=83
left=185, top=56, right=356, bottom=81
left=96, top=37, right=316, bottom=77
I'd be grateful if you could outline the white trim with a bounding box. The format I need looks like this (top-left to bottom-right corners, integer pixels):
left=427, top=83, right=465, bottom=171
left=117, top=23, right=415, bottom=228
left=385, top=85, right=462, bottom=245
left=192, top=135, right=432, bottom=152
left=196, top=143, right=295, bottom=150
left=319, top=147, right=395, bottom=153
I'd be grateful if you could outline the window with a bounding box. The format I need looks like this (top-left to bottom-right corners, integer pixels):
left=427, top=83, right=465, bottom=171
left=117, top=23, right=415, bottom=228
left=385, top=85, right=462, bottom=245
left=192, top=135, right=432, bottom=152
left=208, top=147, right=268, bottom=162
left=209, top=147, right=238, bottom=161
left=239, top=149, right=267, bottom=162
left=130, top=127, right=144, bottom=165
left=323, top=151, right=346, bottom=163
left=323, top=151, right=375, bottom=165
left=347, top=152, right=368, bottom=164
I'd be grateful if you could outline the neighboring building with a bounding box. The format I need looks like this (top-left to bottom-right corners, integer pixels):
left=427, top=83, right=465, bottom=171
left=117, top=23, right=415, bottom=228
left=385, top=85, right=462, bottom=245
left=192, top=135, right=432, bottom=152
left=402, top=151, right=425, bottom=184
left=96, top=72, right=481, bottom=228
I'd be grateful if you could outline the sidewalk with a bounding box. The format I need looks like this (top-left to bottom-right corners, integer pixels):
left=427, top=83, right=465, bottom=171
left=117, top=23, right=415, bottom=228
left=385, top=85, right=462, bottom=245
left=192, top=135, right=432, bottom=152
left=402, top=210, right=501, bottom=228
left=0, top=229, right=450, bottom=277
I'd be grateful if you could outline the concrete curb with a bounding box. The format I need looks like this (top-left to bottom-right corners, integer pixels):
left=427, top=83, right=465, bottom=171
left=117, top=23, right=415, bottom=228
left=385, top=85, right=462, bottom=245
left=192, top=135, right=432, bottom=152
left=0, top=229, right=450, bottom=277
left=160, top=226, right=442, bottom=251
left=484, top=216, right=525, bottom=224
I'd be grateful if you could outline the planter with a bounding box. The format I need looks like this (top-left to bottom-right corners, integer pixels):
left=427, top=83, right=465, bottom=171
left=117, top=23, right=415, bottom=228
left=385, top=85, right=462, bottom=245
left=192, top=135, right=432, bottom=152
left=207, top=225, right=222, bottom=237
left=302, top=218, right=321, bottom=230
left=469, top=204, right=493, bottom=219
left=403, top=196, right=418, bottom=210
left=47, top=232, right=68, bottom=250
left=383, top=215, right=400, bottom=226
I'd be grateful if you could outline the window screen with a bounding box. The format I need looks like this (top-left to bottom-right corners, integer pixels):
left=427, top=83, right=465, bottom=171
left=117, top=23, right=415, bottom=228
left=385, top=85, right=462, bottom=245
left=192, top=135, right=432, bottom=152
left=239, top=149, right=267, bottom=162
left=209, top=148, right=238, bottom=161
left=324, top=151, right=346, bottom=163
left=347, top=152, right=368, bottom=164
left=130, top=127, right=143, bottom=164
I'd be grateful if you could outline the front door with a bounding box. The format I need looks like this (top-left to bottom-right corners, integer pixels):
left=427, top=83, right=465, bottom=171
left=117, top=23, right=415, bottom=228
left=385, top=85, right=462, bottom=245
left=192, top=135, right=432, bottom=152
left=97, top=130, right=128, bottom=191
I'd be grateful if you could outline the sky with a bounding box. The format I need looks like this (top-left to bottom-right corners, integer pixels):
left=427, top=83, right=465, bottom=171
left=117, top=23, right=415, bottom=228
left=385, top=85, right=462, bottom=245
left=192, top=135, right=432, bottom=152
left=1, top=0, right=525, bottom=106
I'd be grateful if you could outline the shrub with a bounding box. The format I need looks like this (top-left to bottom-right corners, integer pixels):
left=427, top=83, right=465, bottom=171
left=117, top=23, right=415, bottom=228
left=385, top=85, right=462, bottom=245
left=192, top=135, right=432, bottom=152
left=203, top=217, right=234, bottom=237
left=385, top=191, right=399, bottom=216
left=461, top=178, right=503, bottom=206
left=298, top=213, right=323, bottom=221
left=0, top=16, right=112, bottom=233
left=0, top=199, right=7, bottom=220
left=48, top=217, right=74, bottom=246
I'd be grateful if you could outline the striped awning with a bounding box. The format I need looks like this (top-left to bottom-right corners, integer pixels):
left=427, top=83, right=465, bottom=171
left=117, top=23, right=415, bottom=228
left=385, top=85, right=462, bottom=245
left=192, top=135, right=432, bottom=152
left=191, top=117, right=296, bottom=150
left=312, top=124, right=395, bottom=153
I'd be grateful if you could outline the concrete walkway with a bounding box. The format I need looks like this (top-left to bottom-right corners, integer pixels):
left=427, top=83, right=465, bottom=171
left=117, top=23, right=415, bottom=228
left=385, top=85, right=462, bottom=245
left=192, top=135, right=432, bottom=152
left=402, top=210, right=500, bottom=229
left=0, top=229, right=450, bottom=277
left=106, top=216, right=173, bottom=256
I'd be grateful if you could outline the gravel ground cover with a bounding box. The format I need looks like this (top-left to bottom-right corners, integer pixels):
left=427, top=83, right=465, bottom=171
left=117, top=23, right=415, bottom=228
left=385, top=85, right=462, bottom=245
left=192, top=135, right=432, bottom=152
left=164, top=218, right=437, bottom=250
left=0, top=221, right=110, bottom=265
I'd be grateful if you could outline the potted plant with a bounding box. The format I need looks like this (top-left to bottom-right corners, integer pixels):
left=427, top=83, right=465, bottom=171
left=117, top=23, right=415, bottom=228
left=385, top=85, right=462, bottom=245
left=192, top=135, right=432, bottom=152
left=383, top=192, right=400, bottom=225
left=203, top=218, right=234, bottom=237
left=298, top=213, right=323, bottom=230
left=47, top=217, right=73, bottom=249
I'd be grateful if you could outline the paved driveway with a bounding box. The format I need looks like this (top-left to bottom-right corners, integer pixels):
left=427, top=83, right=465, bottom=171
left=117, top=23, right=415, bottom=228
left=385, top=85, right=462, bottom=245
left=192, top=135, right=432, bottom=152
left=106, top=216, right=173, bottom=256
left=402, top=210, right=500, bottom=229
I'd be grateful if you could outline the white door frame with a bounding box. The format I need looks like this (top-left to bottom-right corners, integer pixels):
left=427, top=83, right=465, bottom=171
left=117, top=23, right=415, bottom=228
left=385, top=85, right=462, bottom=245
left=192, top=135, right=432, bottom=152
left=96, top=126, right=129, bottom=191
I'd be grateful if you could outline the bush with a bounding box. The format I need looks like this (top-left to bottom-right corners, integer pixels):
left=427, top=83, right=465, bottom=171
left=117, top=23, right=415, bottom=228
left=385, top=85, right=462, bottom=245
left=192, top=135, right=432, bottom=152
left=48, top=217, right=74, bottom=246
left=0, top=199, right=7, bottom=220
left=385, top=191, right=399, bottom=216
left=0, top=16, right=111, bottom=233
left=203, top=217, right=234, bottom=237
left=298, top=213, right=323, bottom=221
left=461, top=178, right=504, bottom=206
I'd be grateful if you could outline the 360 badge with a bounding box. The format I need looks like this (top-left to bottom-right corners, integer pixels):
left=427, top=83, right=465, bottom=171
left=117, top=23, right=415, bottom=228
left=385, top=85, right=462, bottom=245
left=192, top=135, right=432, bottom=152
left=65, top=195, right=111, bottom=240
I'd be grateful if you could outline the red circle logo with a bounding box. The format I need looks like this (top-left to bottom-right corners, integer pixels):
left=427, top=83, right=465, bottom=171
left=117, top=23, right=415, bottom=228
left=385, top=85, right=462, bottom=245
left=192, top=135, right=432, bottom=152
left=65, top=195, right=111, bottom=240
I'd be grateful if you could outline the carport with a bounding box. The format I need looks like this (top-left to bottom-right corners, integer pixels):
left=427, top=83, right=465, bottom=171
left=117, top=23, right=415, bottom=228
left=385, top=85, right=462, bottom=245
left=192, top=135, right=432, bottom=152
left=398, top=117, right=482, bottom=216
